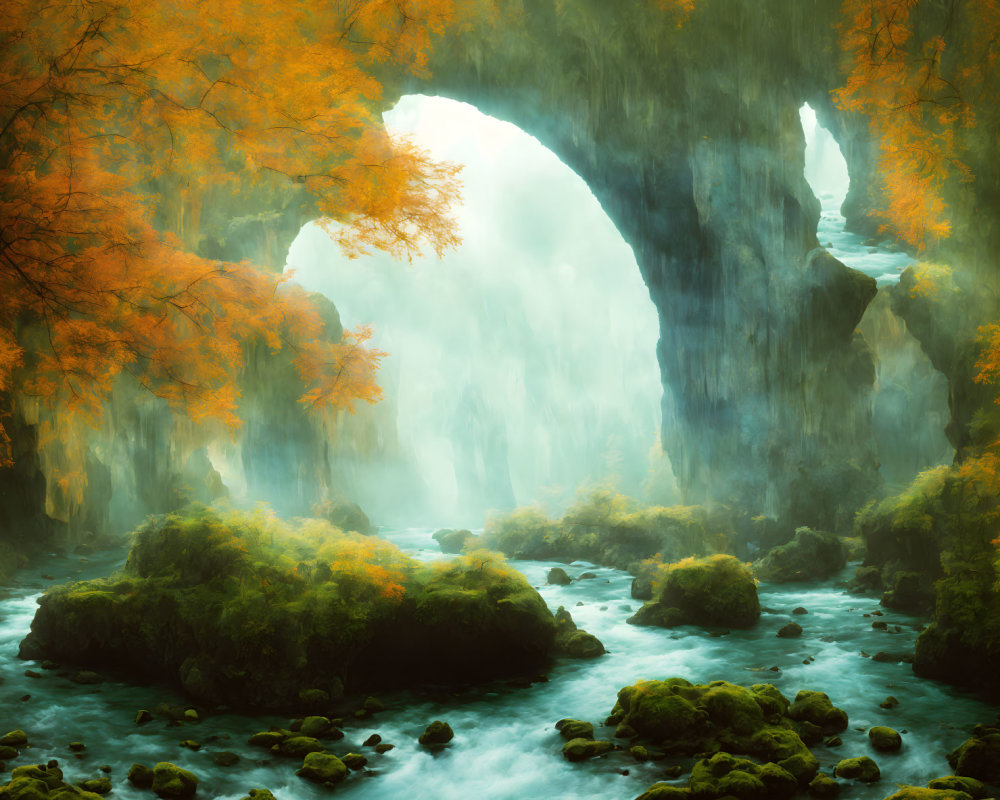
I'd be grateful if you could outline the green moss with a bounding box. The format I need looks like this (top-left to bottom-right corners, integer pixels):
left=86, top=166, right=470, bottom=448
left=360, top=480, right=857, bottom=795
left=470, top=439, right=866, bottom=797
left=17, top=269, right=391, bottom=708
left=928, top=776, right=986, bottom=799
left=629, top=555, right=760, bottom=629
left=880, top=788, right=973, bottom=800
left=786, top=691, right=848, bottom=733
left=834, top=756, right=880, bottom=783
left=752, top=527, right=846, bottom=582
left=561, top=738, right=613, bottom=762
left=19, top=507, right=558, bottom=710
left=750, top=684, right=790, bottom=718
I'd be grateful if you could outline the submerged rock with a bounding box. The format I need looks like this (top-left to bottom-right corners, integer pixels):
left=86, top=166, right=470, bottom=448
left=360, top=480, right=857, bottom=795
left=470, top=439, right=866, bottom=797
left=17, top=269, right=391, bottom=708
left=627, top=555, right=760, bottom=630
left=777, top=621, right=803, bottom=638
left=752, top=527, right=846, bottom=582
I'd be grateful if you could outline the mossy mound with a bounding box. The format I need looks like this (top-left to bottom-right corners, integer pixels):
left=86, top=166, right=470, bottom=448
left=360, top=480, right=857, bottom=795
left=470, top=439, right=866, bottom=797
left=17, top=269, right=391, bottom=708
left=312, top=499, right=374, bottom=536
left=0, top=764, right=106, bottom=800
left=481, top=490, right=736, bottom=570
left=553, top=607, right=605, bottom=658
left=606, top=679, right=821, bottom=784
left=834, top=756, right=879, bottom=783
left=928, top=776, right=987, bottom=799
left=19, top=506, right=557, bottom=710
left=855, top=460, right=1000, bottom=691
left=690, top=752, right=798, bottom=799
left=432, top=529, right=479, bottom=554
left=881, top=788, right=974, bottom=800
left=751, top=527, right=846, bottom=582
left=627, top=555, right=760, bottom=629
left=947, top=729, right=1000, bottom=782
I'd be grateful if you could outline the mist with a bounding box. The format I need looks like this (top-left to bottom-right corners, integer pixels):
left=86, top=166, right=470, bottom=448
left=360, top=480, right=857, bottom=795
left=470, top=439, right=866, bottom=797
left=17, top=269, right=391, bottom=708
left=284, top=95, right=669, bottom=528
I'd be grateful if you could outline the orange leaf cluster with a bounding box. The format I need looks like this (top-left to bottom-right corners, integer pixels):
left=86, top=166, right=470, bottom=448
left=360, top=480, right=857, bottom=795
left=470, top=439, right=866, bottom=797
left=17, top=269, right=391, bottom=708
left=0, top=0, right=466, bottom=464
left=834, top=0, right=999, bottom=249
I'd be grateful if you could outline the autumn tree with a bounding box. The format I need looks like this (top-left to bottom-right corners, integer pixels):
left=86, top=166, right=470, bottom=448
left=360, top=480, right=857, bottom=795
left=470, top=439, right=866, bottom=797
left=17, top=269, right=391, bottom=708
left=0, top=0, right=465, bottom=466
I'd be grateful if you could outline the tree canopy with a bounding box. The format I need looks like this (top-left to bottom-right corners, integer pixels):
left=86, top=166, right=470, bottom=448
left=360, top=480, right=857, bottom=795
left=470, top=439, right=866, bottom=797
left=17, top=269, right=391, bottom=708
left=0, top=0, right=464, bottom=464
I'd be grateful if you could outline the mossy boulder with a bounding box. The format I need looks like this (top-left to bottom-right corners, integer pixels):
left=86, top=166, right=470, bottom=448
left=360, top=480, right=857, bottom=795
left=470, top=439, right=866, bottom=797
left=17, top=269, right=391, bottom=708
left=0, top=732, right=27, bottom=748
left=547, top=567, right=572, bottom=585
left=880, top=788, right=974, bottom=800
left=808, top=773, right=840, bottom=798
left=947, top=732, right=1000, bottom=782
left=786, top=691, right=848, bottom=733
left=127, top=764, right=155, bottom=789
left=555, top=719, right=594, bottom=740
left=239, top=792, right=277, bottom=800
left=834, top=756, right=880, bottom=783
left=18, top=507, right=559, bottom=710
left=690, top=752, right=798, bottom=799
left=418, top=721, right=454, bottom=745
left=868, top=726, right=902, bottom=751
left=151, top=762, right=198, bottom=799
left=561, top=738, right=613, bottom=762
left=634, top=784, right=691, bottom=799
left=608, top=678, right=817, bottom=783
left=553, top=607, right=605, bottom=658
left=0, top=764, right=107, bottom=800
left=278, top=736, right=324, bottom=758
left=341, top=753, right=367, bottom=770
left=627, top=555, right=760, bottom=629
left=77, top=778, right=111, bottom=795
left=752, top=527, right=846, bottom=582
left=432, top=529, right=478, bottom=554
left=928, top=776, right=987, bottom=798
left=312, top=499, right=374, bottom=535
left=296, top=752, right=347, bottom=785
left=298, top=716, right=331, bottom=738
left=777, top=621, right=802, bottom=638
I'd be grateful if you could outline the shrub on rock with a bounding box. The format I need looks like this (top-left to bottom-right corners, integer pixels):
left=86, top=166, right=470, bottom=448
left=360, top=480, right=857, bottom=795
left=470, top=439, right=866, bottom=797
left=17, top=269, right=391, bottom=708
left=752, top=527, right=846, bottom=582
left=627, top=555, right=760, bottom=629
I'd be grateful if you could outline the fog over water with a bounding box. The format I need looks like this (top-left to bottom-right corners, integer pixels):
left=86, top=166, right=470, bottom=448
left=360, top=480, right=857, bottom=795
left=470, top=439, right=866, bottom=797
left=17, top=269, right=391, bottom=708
left=286, top=95, right=668, bottom=528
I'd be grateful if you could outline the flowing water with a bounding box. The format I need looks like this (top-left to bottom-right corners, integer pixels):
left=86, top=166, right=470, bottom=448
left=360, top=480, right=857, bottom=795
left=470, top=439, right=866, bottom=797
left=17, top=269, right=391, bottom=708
left=1, top=529, right=996, bottom=800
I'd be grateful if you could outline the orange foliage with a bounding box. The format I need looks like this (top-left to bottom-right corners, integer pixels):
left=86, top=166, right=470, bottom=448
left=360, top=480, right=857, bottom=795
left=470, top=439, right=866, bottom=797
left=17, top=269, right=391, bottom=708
left=835, top=0, right=999, bottom=249
left=321, top=536, right=410, bottom=601
left=0, top=0, right=466, bottom=464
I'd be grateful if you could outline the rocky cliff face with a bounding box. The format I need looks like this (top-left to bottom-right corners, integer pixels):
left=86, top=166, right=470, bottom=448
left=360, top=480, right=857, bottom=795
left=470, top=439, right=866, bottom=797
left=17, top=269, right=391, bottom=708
left=381, top=0, right=880, bottom=530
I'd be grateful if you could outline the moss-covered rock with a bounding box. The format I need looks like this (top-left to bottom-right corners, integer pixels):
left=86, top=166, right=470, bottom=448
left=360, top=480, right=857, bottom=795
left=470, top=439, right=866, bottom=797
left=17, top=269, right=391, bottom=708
left=341, top=753, right=367, bottom=770
left=418, top=721, right=454, bottom=745
left=690, top=752, right=797, bottom=799
left=553, top=607, right=605, bottom=658
left=947, top=732, right=1000, bottom=782
left=608, top=678, right=818, bottom=784
left=0, top=733, right=27, bottom=748
left=834, top=756, right=880, bottom=783
left=0, top=764, right=108, bottom=800
left=432, top=529, right=478, bottom=554
left=561, top=738, right=613, bottom=762
left=77, top=778, right=111, bottom=795
left=880, top=788, right=974, bottom=800
left=127, top=764, right=155, bottom=789
left=634, top=784, right=691, bottom=799
left=547, top=567, right=572, bottom=585
left=151, top=762, right=198, bottom=799
left=312, top=499, right=374, bottom=536
left=481, top=491, right=736, bottom=570
left=298, top=716, right=331, bottom=738
left=868, top=726, right=902, bottom=751
left=18, top=507, right=559, bottom=710
left=239, top=792, right=277, bottom=800
left=627, top=555, right=760, bottom=629
left=807, top=773, right=840, bottom=798
left=928, top=776, right=987, bottom=799
left=786, top=691, right=848, bottom=733
left=296, top=752, right=347, bottom=785
left=752, top=527, right=846, bottom=582
left=777, top=622, right=802, bottom=638
left=555, top=719, right=595, bottom=740
left=278, top=736, right=324, bottom=758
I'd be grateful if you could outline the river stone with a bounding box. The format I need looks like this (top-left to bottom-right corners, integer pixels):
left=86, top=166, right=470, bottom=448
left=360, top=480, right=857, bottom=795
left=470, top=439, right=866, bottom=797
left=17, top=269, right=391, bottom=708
left=127, top=763, right=155, bottom=788
left=880, top=695, right=900, bottom=709
left=212, top=751, right=240, bottom=767
left=555, top=719, right=594, bottom=740
left=299, top=716, right=330, bottom=738
left=79, top=777, right=112, bottom=794
left=279, top=736, right=324, bottom=758
left=151, top=762, right=198, bottom=799
left=808, top=773, right=841, bottom=798
left=362, top=734, right=381, bottom=747
left=419, top=720, right=454, bottom=745
left=248, top=730, right=286, bottom=748
left=777, top=621, right=803, bottom=638
left=296, top=752, right=347, bottom=785
left=341, top=753, right=368, bottom=770
left=629, top=745, right=649, bottom=761
left=947, top=732, right=1000, bottom=782
left=869, top=725, right=902, bottom=751
left=0, top=731, right=28, bottom=747
left=69, top=670, right=103, bottom=685
left=374, top=743, right=394, bottom=754
left=834, top=756, right=880, bottom=782
left=432, top=528, right=477, bottom=554
left=547, top=567, right=572, bottom=585
left=928, top=775, right=987, bottom=798
left=136, top=709, right=153, bottom=724
left=240, top=791, right=277, bottom=800
left=787, top=690, right=848, bottom=733
left=561, top=738, right=613, bottom=762
left=0, top=746, right=18, bottom=760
